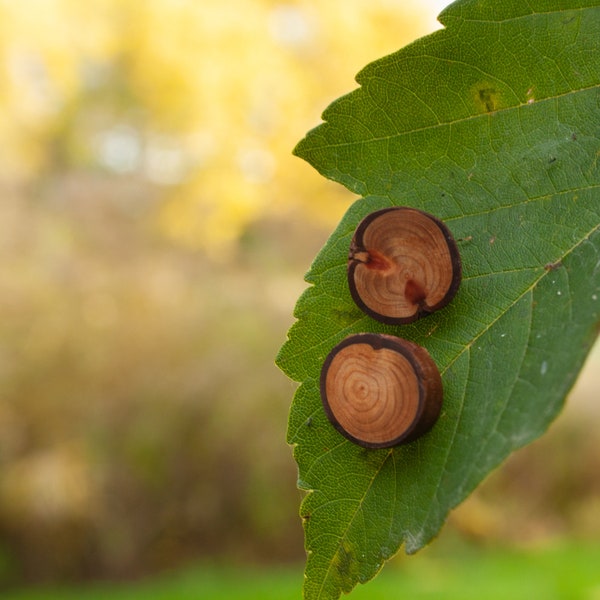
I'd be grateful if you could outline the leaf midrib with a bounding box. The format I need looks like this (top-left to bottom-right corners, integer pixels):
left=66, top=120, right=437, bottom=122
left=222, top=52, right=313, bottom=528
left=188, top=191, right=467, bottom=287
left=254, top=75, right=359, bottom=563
left=313, top=451, right=389, bottom=600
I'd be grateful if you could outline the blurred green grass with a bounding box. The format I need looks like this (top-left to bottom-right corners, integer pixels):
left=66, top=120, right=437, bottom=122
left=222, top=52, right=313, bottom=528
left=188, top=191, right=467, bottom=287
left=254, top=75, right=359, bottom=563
left=6, top=539, right=600, bottom=600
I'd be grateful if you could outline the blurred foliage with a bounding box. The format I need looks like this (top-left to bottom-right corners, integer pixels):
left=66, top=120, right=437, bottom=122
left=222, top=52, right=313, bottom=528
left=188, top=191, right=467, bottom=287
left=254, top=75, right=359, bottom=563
left=6, top=540, right=600, bottom=599
left=0, top=0, right=440, bottom=257
left=0, top=0, right=598, bottom=590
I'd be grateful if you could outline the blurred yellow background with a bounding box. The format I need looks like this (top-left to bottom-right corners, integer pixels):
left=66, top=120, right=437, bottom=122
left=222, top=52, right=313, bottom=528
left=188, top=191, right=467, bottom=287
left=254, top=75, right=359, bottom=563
left=0, top=0, right=598, bottom=590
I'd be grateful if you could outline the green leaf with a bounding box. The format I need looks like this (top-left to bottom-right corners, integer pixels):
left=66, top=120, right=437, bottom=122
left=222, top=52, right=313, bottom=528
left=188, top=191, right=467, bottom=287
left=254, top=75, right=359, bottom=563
left=276, top=1, right=600, bottom=598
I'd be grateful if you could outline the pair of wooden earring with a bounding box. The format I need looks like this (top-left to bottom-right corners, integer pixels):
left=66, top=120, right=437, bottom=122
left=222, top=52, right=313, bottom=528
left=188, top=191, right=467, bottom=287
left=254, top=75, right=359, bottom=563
left=320, top=207, right=462, bottom=448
